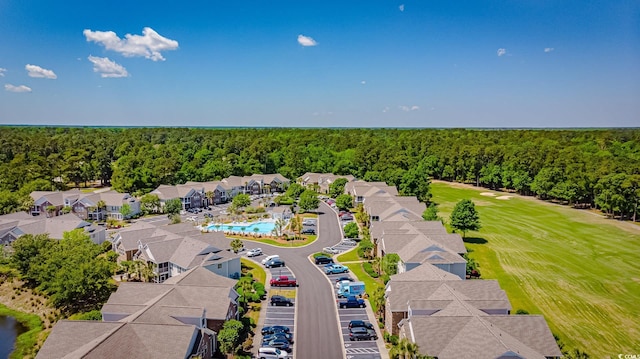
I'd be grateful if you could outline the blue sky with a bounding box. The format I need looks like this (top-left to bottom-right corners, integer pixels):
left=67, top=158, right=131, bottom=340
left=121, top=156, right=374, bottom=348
left=0, top=1, right=638, bottom=128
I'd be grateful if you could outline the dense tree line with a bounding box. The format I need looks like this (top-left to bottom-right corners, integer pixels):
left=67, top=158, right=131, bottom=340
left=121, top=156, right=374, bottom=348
left=0, top=127, right=638, bottom=220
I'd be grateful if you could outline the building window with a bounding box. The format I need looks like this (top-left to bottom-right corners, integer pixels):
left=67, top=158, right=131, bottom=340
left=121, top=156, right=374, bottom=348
left=217, top=264, right=222, bottom=269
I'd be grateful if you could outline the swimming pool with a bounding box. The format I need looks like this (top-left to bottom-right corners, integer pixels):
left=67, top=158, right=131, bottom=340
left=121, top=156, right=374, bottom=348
left=206, top=220, right=278, bottom=235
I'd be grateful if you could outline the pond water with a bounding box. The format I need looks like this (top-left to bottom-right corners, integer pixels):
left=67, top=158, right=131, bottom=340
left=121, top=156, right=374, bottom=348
left=0, top=315, right=26, bottom=359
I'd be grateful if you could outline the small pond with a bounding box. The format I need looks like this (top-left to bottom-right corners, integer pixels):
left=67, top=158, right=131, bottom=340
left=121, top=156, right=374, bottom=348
left=0, top=315, right=27, bottom=359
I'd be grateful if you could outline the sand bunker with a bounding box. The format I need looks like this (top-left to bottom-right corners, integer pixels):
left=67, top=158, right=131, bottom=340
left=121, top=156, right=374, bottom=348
left=496, top=196, right=512, bottom=200
left=480, top=192, right=496, bottom=197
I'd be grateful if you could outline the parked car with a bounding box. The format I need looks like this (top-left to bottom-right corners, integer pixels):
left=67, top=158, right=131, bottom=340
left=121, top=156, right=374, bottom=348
left=261, top=325, right=291, bottom=335
left=349, top=320, right=375, bottom=330
left=349, top=327, right=378, bottom=341
left=340, top=239, right=357, bottom=246
left=302, top=220, right=316, bottom=226
left=270, top=295, right=293, bottom=307
left=325, top=264, right=349, bottom=274
left=246, top=248, right=263, bottom=257
left=315, top=255, right=334, bottom=265
left=265, top=258, right=285, bottom=268
left=262, top=332, right=293, bottom=344
left=258, top=347, right=288, bottom=359
left=323, top=247, right=340, bottom=254
left=262, top=339, right=292, bottom=352
left=335, top=276, right=353, bottom=284
left=270, top=275, right=297, bottom=287
left=301, top=228, right=315, bottom=235
left=262, top=254, right=280, bottom=265
left=339, top=296, right=366, bottom=308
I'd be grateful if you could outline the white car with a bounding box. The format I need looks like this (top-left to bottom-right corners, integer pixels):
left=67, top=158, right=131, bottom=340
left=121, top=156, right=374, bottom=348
left=246, top=248, right=263, bottom=257
left=323, top=247, right=340, bottom=254
left=340, top=239, right=357, bottom=246
left=261, top=254, right=280, bottom=265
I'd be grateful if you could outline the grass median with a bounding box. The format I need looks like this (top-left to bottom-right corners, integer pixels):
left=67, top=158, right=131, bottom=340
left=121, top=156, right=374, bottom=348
left=431, top=181, right=640, bottom=358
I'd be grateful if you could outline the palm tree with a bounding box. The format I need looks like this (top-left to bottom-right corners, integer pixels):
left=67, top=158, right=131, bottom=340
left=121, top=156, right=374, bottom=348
left=273, top=218, right=286, bottom=238
left=390, top=338, right=419, bottom=359
left=372, top=257, right=382, bottom=276
left=96, top=200, right=106, bottom=221
left=230, top=238, right=244, bottom=253
left=372, top=286, right=386, bottom=319
left=140, top=261, right=157, bottom=283
left=289, top=216, right=302, bottom=239
left=21, top=196, right=34, bottom=213
left=119, top=260, right=134, bottom=280
left=205, top=191, right=215, bottom=207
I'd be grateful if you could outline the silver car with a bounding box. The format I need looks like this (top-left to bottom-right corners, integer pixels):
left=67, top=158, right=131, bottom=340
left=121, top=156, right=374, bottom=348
left=246, top=248, right=263, bottom=257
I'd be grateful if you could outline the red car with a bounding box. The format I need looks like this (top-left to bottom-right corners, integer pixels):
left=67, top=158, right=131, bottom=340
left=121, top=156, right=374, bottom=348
left=270, top=275, right=298, bottom=287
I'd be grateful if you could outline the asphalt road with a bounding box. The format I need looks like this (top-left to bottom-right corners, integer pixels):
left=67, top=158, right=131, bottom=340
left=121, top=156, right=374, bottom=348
left=268, top=201, right=345, bottom=359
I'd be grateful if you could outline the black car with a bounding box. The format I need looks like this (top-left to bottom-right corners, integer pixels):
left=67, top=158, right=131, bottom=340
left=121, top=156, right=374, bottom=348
left=263, top=339, right=292, bottom=352
left=262, top=332, right=293, bottom=343
left=301, top=228, right=315, bottom=235
left=335, top=276, right=354, bottom=283
left=265, top=258, right=285, bottom=268
left=270, top=295, right=293, bottom=306
left=315, top=255, right=334, bottom=265
left=348, top=320, right=375, bottom=330
left=261, top=325, right=291, bottom=335
left=349, top=327, right=378, bottom=341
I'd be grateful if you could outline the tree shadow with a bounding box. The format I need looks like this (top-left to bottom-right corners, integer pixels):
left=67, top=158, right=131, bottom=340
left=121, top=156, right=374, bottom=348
left=463, top=237, right=488, bottom=244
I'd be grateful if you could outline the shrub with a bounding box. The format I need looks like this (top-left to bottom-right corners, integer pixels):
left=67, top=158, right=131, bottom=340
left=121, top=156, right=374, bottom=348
left=363, top=262, right=379, bottom=278
left=241, top=337, right=253, bottom=352
left=515, top=309, right=530, bottom=315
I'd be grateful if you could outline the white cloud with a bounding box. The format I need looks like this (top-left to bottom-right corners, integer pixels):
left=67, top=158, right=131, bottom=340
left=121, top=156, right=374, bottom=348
left=399, top=105, right=420, bottom=112
left=399, top=4, right=405, bottom=11
left=544, top=47, right=554, bottom=53
left=382, top=106, right=390, bottom=113
left=0, top=68, right=6, bottom=77
left=88, top=56, right=129, bottom=78
left=5, top=84, right=32, bottom=93
left=84, top=27, right=179, bottom=61
left=25, top=64, right=57, bottom=79
left=361, top=80, right=366, bottom=85
left=297, top=34, right=317, bottom=47
left=497, top=48, right=507, bottom=57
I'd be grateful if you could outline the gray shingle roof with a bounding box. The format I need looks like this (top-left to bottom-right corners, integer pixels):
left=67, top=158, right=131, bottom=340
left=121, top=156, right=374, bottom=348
left=387, top=280, right=509, bottom=312
left=390, top=263, right=461, bottom=282
left=405, top=314, right=561, bottom=359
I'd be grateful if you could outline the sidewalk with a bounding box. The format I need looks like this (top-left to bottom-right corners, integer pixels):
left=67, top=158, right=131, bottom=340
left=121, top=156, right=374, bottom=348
left=252, top=264, right=272, bottom=357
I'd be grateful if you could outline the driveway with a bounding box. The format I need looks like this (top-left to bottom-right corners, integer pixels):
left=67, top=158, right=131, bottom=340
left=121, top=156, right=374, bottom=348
left=252, top=201, right=345, bottom=359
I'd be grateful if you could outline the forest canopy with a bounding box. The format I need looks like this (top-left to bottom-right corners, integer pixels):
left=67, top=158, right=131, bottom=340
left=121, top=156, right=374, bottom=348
left=0, top=127, right=638, bottom=220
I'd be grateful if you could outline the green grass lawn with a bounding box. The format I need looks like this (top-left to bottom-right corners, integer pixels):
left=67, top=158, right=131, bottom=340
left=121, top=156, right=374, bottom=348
left=240, top=258, right=266, bottom=285
left=431, top=181, right=640, bottom=358
left=336, top=247, right=361, bottom=262
left=230, top=235, right=317, bottom=247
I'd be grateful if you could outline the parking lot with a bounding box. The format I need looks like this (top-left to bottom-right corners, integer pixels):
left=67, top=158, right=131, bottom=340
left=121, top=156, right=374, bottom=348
left=262, top=264, right=296, bottom=358
left=320, top=265, right=382, bottom=359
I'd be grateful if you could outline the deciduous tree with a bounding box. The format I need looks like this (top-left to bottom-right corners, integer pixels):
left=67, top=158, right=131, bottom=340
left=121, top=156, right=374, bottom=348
left=449, top=199, right=481, bottom=238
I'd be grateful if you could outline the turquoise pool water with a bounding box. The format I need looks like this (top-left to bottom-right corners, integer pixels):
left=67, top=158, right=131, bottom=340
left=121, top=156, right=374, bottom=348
left=206, top=221, right=277, bottom=235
